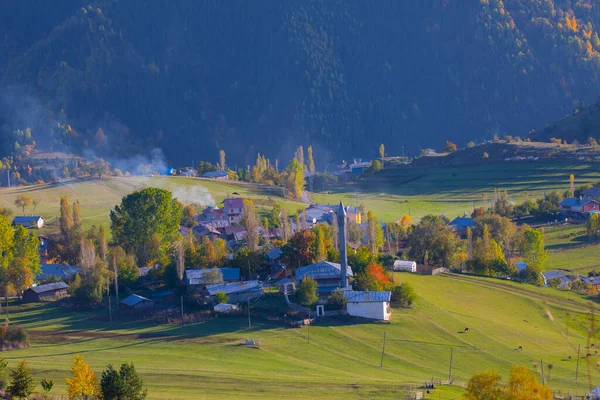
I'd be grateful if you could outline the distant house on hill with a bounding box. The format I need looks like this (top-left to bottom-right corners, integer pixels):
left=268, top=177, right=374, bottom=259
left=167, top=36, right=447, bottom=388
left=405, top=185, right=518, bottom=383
left=559, top=197, right=600, bottom=217
left=23, top=282, right=69, bottom=303
left=185, top=268, right=240, bottom=287
left=583, top=187, right=600, bottom=201
left=393, top=260, right=417, bottom=272
left=120, top=294, right=154, bottom=312
left=206, top=280, right=263, bottom=303
left=541, top=271, right=571, bottom=289
left=344, top=291, right=391, bottom=321
left=224, top=198, right=245, bottom=224
left=449, top=217, right=473, bottom=233
left=296, top=261, right=353, bottom=294
left=197, top=206, right=226, bottom=222
left=202, top=171, right=230, bottom=180
left=12, top=216, right=44, bottom=229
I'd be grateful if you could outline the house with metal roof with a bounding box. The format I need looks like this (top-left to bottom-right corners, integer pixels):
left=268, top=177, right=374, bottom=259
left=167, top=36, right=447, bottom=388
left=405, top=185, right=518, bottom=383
left=589, top=386, right=600, bottom=399
left=449, top=217, right=473, bottom=233
left=185, top=268, right=240, bottom=286
left=120, top=294, right=154, bottom=312
left=344, top=291, right=392, bottom=320
left=559, top=197, right=600, bottom=216
left=224, top=198, right=245, bottom=224
left=296, top=261, right=353, bottom=294
left=39, top=264, right=82, bottom=281
left=206, top=280, right=263, bottom=303
left=12, top=216, right=44, bottom=229
left=202, top=170, right=230, bottom=180
left=541, top=271, right=572, bottom=289
left=583, top=187, right=600, bottom=201
left=23, top=282, right=68, bottom=303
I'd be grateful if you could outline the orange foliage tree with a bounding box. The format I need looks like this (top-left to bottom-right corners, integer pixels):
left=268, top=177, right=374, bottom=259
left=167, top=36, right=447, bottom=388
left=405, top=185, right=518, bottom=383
left=354, top=262, right=393, bottom=291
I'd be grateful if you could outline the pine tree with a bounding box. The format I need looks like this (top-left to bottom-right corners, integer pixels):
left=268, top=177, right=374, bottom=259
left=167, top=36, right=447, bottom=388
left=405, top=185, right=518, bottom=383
left=119, top=362, right=147, bottom=400
left=100, top=365, right=124, bottom=400
left=8, top=361, right=35, bottom=400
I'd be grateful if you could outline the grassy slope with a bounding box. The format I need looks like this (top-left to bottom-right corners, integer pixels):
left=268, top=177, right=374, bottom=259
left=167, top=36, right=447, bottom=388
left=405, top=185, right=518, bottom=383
left=0, top=177, right=305, bottom=233
left=3, top=274, right=599, bottom=399
left=316, top=161, right=600, bottom=221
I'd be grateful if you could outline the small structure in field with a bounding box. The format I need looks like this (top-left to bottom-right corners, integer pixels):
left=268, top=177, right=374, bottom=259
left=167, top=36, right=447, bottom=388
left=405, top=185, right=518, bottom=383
left=120, top=294, right=154, bottom=312
left=214, top=303, right=239, bottom=313
left=12, top=216, right=44, bottom=229
left=202, top=171, right=230, bottom=180
left=344, top=291, right=392, bottom=321
left=23, top=282, right=69, bottom=303
left=393, top=260, right=417, bottom=272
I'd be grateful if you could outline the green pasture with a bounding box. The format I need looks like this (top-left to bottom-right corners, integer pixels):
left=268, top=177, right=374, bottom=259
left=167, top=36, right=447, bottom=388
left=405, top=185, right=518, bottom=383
left=0, top=177, right=305, bottom=233
left=1, top=274, right=598, bottom=399
left=315, top=162, right=600, bottom=221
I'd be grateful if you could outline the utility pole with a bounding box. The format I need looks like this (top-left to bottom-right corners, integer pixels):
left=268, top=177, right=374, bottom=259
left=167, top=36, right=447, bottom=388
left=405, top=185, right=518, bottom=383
left=7, top=171, right=10, bottom=188
left=576, top=344, right=581, bottom=380
left=180, top=296, right=184, bottom=326
left=448, top=348, right=454, bottom=381
left=247, top=298, right=251, bottom=328
left=540, top=358, right=545, bottom=385
left=380, top=331, right=387, bottom=367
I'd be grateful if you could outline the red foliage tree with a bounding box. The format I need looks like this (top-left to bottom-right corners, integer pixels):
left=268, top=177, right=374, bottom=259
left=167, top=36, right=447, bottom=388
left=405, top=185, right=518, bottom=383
left=354, top=262, right=393, bottom=291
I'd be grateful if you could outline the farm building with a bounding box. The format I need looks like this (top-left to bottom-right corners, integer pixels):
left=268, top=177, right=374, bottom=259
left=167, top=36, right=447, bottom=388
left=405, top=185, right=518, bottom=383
left=559, top=197, right=600, bottom=217
left=185, top=268, right=240, bottom=286
left=23, top=282, right=69, bottom=303
left=393, top=260, right=417, bottom=272
left=12, top=216, right=44, bottom=229
left=38, top=264, right=82, bottom=281
left=202, top=171, right=230, bottom=180
left=449, top=217, right=473, bottom=233
left=197, top=206, right=226, bottom=222
left=206, top=280, right=263, bottom=303
left=589, top=387, right=600, bottom=400
left=120, top=294, right=154, bottom=312
left=344, top=291, right=392, bottom=321
left=296, top=261, right=353, bottom=294
left=541, top=271, right=571, bottom=289
left=584, top=187, right=600, bottom=201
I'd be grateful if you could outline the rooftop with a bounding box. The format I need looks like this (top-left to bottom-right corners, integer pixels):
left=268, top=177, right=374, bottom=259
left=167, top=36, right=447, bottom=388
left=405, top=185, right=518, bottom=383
left=185, top=268, right=240, bottom=284
left=206, top=280, right=261, bottom=295
left=29, top=281, right=68, bottom=294
left=296, top=261, right=354, bottom=281
left=344, top=290, right=391, bottom=303
left=203, top=171, right=229, bottom=178
left=560, top=197, right=598, bottom=207
left=121, top=294, right=153, bottom=307
left=39, top=264, right=82, bottom=280
left=224, top=198, right=244, bottom=209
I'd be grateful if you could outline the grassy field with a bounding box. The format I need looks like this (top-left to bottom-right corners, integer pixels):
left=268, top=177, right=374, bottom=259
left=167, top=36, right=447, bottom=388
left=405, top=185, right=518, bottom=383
left=315, top=161, right=600, bottom=221
left=0, top=176, right=305, bottom=233
left=1, top=274, right=598, bottom=399
left=540, top=224, right=600, bottom=274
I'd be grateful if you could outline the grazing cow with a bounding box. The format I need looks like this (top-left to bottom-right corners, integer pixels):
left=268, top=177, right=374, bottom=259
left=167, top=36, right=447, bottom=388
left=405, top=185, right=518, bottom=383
left=568, top=356, right=572, bottom=361
left=517, top=346, right=523, bottom=351
left=464, top=328, right=469, bottom=333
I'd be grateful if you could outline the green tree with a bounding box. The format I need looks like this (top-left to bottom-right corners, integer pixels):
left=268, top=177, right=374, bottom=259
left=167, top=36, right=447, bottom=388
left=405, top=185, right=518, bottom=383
left=464, top=370, right=505, bottom=400
left=8, top=361, right=35, bottom=400
left=181, top=204, right=198, bottom=228
left=408, top=215, right=459, bottom=268
left=368, top=159, right=382, bottom=173
left=367, top=210, right=384, bottom=254
left=110, top=187, right=183, bottom=265
left=519, top=227, right=547, bottom=283
left=119, top=362, right=147, bottom=400
left=347, top=246, right=376, bottom=274
left=101, top=365, right=124, bottom=400
left=214, top=292, right=229, bottom=304
left=0, top=358, right=8, bottom=390
left=196, top=161, right=217, bottom=175
left=588, top=213, right=600, bottom=242
left=391, top=282, right=417, bottom=307
left=242, top=200, right=259, bottom=252
left=41, top=378, right=55, bottom=399
left=326, top=289, right=347, bottom=309
left=297, top=276, right=318, bottom=306
left=285, top=158, right=305, bottom=200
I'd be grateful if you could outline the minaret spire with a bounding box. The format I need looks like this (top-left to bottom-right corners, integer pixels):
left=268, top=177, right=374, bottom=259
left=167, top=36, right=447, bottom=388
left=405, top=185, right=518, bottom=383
left=337, top=201, right=348, bottom=288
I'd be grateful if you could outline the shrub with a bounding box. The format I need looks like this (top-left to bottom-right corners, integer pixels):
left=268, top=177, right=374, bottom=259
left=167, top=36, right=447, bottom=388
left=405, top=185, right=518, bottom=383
left=5, top=326, right=29, bottom=346
left=214, top=292, right=229, bottom=305
left=326, top=290, right=347, bottom=310
left=391, top=283, right=417, bottom=308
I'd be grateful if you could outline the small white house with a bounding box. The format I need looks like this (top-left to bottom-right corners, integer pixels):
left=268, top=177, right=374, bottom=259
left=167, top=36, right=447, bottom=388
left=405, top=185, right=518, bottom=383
left=393, top=260, right=417, bottom=272
left=344, top=291, right=391, bottom=321
left=12, top=216, right=44, bottom=229
left=213, top=303, right=239, bottom=314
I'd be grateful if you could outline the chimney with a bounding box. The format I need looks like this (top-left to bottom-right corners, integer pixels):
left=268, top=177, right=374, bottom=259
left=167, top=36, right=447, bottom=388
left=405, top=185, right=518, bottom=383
left=337, top=201, right=348, bottom=288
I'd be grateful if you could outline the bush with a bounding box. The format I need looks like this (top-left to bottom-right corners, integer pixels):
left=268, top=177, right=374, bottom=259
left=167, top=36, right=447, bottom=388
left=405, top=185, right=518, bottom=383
left=5, top=325, right=29, bottom=346
left=391, top=283, right=417, bottom=308
left=214, top=292, right=229, bottom=305
left=326, top=290, right=347, bottom=310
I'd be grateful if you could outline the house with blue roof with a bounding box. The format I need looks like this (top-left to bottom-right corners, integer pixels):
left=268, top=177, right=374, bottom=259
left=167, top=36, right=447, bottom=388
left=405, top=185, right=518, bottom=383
left=12, top=216, right=44, bottom=229
left=559, top=197, right=600, bottom=217
left=185, top=268, right=240, bottom=287
left=344, top=291, right=391, bottom=320
left=206, top=280, right=263, bottom=303
left=449, top=217, right=473, bottom=233
left=296, top=261, right=353, bottom=294
left=39, top=264, right=82, bottom=281
left=541, top=271, right=572, bottom=289
left=202, top=171, right=230, bottom=180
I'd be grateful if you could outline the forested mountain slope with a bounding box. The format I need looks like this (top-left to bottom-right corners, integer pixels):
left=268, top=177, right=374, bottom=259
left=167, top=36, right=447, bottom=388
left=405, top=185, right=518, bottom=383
left=2, top=0, right=600, bottom=166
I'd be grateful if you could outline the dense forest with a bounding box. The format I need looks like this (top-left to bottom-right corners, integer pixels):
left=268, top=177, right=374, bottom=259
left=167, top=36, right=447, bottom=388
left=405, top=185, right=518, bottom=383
left=2, top=0, right=600, bottom=167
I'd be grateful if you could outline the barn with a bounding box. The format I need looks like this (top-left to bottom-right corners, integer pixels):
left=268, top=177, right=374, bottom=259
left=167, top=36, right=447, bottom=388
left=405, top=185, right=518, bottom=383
left=120, top=294, right=154, bottom=312
left=393, top=260, right=417, bottom=272
left=23, top=282, right=69, bottom=303
left=344, top=291, right=392, bottom=321
left=12, top=216, right=44, bottom=229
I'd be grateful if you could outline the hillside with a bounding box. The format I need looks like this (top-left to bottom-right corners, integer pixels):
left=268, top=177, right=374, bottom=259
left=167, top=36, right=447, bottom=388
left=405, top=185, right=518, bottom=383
left=4, top=273, right=598, bottom=399
left=2, top=1, right=600, bottom=165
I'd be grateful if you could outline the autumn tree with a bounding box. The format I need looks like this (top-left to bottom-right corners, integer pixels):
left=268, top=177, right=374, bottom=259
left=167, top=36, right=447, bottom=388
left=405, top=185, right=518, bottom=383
left=313, top=225, right=327, bottom=262
left=219, top=150, right=226, bottom=171
left=295, top=146, right=305, bottom=170
left=407, top=215, right=460, bottom=268
left=307, top=146, right=316, bottom=174
left=588, top=213, right=600, bottom=242
left=181, top=204, right=198, bottom=228
left=8, top=361, right=35, bottom=400
left=464, top=370, right=504, bottom=400
left=242, top=200, right=259, bottom=252
left=570, top=174, right=575, bottom=197
left=442, top=141, right=457, bottom=152
left=354, top=263, right=393, bottom=291
left=282, top=230, right=315, bottom=269
left=14, top=194, right=32, bottom=214
left=32, top=199, right=39, bottom=212
left=66, top=354, right=101, bottom=400
left=505, top=365, right=552, bottom=400
left=400, top=214, right=412, bottom=227
left=284, top=158, right=305, bottom=200
left=379, top=143, right=385, bottom=169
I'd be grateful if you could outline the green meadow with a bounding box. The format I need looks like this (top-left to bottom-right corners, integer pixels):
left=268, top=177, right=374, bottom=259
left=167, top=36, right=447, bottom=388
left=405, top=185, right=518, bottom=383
left=1, top=273, right=598, bottom=399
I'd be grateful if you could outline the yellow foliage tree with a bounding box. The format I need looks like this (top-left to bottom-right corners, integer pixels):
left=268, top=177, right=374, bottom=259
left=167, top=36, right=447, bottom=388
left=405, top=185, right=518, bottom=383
left=464, top=370, right=504, bottom=400
left=505, top=365, right=552, bottom=400
left=400, top=214, right=412, bottom=227
left=65, top=354, right=101, bottom=400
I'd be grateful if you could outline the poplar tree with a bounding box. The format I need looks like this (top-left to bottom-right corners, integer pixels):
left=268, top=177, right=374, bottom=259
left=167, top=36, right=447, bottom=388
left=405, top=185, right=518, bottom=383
left=242, top=200, right=259, bottom=252
left=219, top=150, right=226, bottom=171
left=307, top=146, right=316, bottom=174
left=379, top=143, right=385, bottom=169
